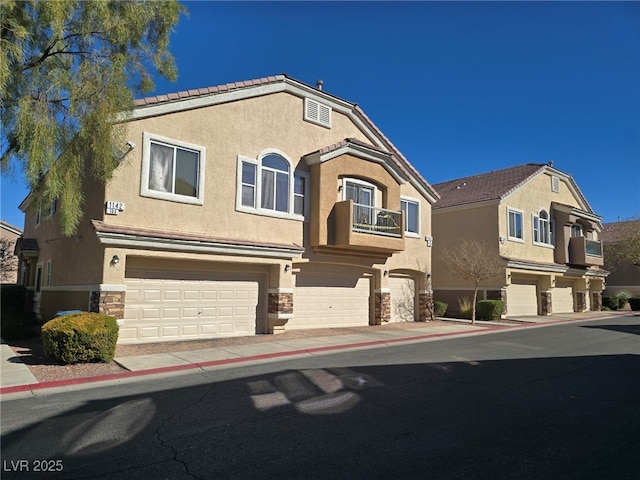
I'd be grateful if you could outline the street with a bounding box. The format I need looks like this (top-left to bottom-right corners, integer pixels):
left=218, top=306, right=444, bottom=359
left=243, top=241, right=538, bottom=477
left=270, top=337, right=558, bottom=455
left=2, top=314, right=639, bottom=479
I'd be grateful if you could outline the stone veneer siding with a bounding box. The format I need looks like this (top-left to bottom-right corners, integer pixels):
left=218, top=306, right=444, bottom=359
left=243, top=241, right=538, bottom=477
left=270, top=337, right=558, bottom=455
left=268, top=292, right=293, bottom=316
left=90, top=291, right=125, bottom=319
left=375, top=291, right=390, bottom=324
left=541, top=290, right=552, bottom=316
left=576, top=291, right=587, bottom=312
left=419, top=292, right=434, bottom=322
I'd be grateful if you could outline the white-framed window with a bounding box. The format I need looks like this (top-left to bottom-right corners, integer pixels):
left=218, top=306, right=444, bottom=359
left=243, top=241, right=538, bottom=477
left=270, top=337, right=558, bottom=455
left=35, top=202, right=42, bottom=227
left=45, top=260, right=52, bottom=286
left=140, top=132, right=206, bottom=205
left=400, top=198, right=420, bottom=236
left=236, top=150, right=307, bottom=220
left=551, top=175, right=560, bottom=193
left=533, top=209, right=553, bottom=246
left=571, top=223, right=583, bottom=237
left=304, top=98, right=331, bottom=128
left=48, top=198, right=57, bottom=217
left=507, top=207, right=524, bottom=241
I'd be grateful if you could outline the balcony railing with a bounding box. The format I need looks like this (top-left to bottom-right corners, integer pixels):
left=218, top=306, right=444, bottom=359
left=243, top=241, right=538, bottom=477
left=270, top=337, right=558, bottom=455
left=352, top=203, right=403, bottom=237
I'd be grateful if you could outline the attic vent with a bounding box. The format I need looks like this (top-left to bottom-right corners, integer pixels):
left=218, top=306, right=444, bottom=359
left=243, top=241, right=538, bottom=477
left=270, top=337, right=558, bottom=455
left=304, top=98, right=331, bottom=128
left=551, top=175, right=560, bottom=193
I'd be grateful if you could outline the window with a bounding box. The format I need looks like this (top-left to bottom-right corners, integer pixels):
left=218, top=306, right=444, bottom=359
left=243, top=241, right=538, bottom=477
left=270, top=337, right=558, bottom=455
left=237, top=150, right=307, bottom=220
left=507, top=208, right=524, bottom=241
left=45, top=260, right=52, bottom=286
left=49, top=198, right=57, bottom=216
left=571, top=223, right=583, bottom=237
left=533, top=210, right=553, bottom=246
left=141, top=133, right=206, bottom=205
left=304, top=98, right=331, bottom=128
left=35, top=202, right=42, bottom=226
left=401, top=198, right=420, bottom=236
left=35, top=264, right=43, bottom=294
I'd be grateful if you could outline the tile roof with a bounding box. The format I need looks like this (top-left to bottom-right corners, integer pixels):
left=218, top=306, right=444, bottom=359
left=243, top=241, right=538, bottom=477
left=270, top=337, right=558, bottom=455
left=432, top=163, right=547, bottom=209
left=599, top=220, right=640, bottom=244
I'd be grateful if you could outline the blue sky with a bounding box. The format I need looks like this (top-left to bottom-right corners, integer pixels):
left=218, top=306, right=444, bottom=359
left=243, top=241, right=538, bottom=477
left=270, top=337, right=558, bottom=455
left=1, top=1, right=638, bottom=229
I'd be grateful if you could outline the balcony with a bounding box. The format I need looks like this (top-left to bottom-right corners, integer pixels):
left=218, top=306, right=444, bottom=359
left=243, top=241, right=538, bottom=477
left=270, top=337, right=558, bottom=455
left=568, top=236, right=604, bottom=267
left=332, top=200, right=405, bottom=254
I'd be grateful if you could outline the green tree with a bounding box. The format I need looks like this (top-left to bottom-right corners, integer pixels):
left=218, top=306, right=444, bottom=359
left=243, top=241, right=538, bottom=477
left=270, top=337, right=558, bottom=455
left=1, top=0, right=185, bottom=234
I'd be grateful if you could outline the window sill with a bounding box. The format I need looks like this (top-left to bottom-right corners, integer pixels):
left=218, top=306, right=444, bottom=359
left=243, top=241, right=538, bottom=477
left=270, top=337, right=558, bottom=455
left=140, top=190, right=204, bottom=206
left=236, top=205, right=305, bottom=222
left=533, top=242, right=555, bottom=249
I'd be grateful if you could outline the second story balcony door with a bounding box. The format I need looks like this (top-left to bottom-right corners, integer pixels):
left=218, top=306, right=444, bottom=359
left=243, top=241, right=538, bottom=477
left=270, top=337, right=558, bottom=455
left=345, top=180, right=375, bottom=226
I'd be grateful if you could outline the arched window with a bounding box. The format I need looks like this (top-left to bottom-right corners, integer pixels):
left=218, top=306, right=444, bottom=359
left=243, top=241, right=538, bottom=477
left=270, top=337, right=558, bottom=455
left=533, top=209, right=552, bottom=245
left=237, top=150, right=308, bottom=219
left=260, top=154, right=289, bottom=213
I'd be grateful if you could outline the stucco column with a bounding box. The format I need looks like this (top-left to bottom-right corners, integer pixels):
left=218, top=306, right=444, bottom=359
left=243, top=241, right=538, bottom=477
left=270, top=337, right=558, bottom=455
left=267, top=262, right=295, bottom=334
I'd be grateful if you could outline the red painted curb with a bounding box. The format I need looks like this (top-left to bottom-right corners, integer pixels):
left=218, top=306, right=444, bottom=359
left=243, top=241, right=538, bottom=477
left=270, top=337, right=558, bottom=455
left=0, top=313, right=630, bottom=396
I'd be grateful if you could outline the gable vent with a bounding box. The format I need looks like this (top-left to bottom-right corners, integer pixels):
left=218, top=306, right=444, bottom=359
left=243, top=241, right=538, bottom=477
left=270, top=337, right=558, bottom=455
left=304, top=98, right=331, bottom=128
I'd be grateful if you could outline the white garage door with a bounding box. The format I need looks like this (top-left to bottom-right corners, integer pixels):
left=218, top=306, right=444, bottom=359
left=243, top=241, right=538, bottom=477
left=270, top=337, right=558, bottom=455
left=507, top=280, right=538, bottom=316
left=390, top=276, right=415, bottom=322
left=290, top=274, right=370, bottom=330
left=122, top=272, right=262, bottom=343
left=552, top=282, right=574, bottom=313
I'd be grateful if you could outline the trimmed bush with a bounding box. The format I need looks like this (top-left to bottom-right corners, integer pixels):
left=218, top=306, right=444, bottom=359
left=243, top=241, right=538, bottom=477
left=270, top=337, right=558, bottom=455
left=615, top=291, right=631, bottom=308
left=433, top=301, right=448, bottom=317
left=41, top=312, right=119, bottom=364
left=602, top=296, right=619, bottom=310
left=629, top=298, right=640, bottom=311
left=477, top=300, right=505, bottom=320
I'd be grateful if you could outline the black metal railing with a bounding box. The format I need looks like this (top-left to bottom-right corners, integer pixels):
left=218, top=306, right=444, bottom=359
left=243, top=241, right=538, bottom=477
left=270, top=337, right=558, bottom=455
left=352, top=204, right=402, bottom=237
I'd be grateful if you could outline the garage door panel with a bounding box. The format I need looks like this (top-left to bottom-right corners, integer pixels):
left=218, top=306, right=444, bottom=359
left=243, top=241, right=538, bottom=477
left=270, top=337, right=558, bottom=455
left=123, top=273, right=262, bottom=343
left=291, top=274, right=369, bottom=330
left=507, top=281, right=538, bottom=316
left=552, top=283, right=574, bottom=313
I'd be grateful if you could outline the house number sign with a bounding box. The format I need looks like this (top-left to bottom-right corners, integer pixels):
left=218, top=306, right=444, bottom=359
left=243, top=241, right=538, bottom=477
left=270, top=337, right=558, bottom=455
left=105, top=201, right=125, bottom=215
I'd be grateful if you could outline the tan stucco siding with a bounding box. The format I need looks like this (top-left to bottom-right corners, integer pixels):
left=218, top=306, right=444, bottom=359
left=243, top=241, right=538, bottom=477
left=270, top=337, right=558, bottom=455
left=105, top=92, right=372, bottom=247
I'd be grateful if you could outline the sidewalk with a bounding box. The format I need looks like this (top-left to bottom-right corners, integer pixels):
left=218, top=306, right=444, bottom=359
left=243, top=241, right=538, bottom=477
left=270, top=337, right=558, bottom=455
left=1, top=311, right=630, bottom=397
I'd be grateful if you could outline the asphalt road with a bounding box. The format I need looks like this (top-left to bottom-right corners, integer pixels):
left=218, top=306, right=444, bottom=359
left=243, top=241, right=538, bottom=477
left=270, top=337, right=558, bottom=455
left=2, top=314, right=639, bottom=480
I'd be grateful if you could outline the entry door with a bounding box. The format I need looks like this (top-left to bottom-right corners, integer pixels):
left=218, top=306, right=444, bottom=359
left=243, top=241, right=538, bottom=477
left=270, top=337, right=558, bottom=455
left=346, top=181, right=375, bottom=227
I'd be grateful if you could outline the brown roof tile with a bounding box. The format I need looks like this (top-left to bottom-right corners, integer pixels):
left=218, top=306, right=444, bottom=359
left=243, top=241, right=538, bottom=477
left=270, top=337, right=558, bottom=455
left=433, top=164, right=546, bottom=209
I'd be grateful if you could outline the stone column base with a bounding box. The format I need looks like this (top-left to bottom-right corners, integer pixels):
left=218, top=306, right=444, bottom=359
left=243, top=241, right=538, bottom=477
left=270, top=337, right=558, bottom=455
left=419, top=291, right=434, bottom=322
left=375, top=290, right=390, bottom=324
left=90, top=291, right=125, bottom=319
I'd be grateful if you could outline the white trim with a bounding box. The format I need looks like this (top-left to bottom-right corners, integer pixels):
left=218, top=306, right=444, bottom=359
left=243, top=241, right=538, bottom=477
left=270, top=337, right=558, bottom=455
left=304, top=97, right=332, bottom=128
left=507, top=206, right=525, bottom=243
left=140, top=132, right=206, bottom=205
left=45, top=259, right=52, bottom=287
left=95, top=231, right=303, bottom=260
left=401, top=196, right=421, bottom=237
left=551, top=175, right=560, bottom=193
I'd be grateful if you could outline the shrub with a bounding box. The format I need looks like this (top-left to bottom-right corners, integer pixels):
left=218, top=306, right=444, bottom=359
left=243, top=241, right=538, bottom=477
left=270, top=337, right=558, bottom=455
left=615, top=291, right=631, bottom=308
left=458, top=297, right=473, bottom=319
left=602, top=296, right=619, bottom=310
left=629, top=298, right=640, bottom=311
left=433, top=301, right=448, bottom=317
left=41, top=312, right=119, bottom=364
left=477, top=300, right=505, bottom=320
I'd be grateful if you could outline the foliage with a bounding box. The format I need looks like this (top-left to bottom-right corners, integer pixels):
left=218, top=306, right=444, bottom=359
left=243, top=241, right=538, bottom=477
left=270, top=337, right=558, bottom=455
left=476, top=300, right=504, bottom=320
left=458, top=297, right=473, bottom=320
left=0, top=285, right=40, bottom=340
left=628, top=298, right=640, bottom=311
left=1, top=0, right=186, bottom=235
left=0, top=237, right=18, bottom=282
left=602, top=296, right=619, bottom=310
left=615, top=291, right=631, bottom=307
left=442, top=239, right=506, bottom=323
left=41, top=312, right=119, bottom=364
left=603, top=218, right=640, bottom=270
left=433, top=300, right=448, bottom=317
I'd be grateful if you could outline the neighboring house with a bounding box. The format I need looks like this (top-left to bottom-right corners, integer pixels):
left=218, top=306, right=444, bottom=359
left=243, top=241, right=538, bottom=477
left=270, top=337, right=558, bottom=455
left=1, top=220, right=22, bottom=284
left=16, top=74, right=439, bottom=344
left=600, top=220, right=640, bottom=297
left=431, top=163, right=607, bottom=316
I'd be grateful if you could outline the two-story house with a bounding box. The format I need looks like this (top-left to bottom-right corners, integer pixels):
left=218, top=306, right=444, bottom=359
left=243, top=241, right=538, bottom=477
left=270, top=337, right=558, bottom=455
left=16, top=74, right=439, bottom=344
left=431, top=163, right=607, bottom=316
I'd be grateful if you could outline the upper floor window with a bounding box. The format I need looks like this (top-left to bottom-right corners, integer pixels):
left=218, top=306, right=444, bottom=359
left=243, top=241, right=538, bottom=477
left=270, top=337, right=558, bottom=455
left=140, top=132, right=206, bottom=205
left=237, top=150, right=307, bottom=220
left=401, top=198, right=420, bottom=236
left=507, top=208, right=524, bottom=241
left=48, top=198, right=57, bottom=217
left=571, top=223, right=583, bottom=237
left=533, top=210, right=553, bottom=246
left=35, top=202, right=42, bottom=226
